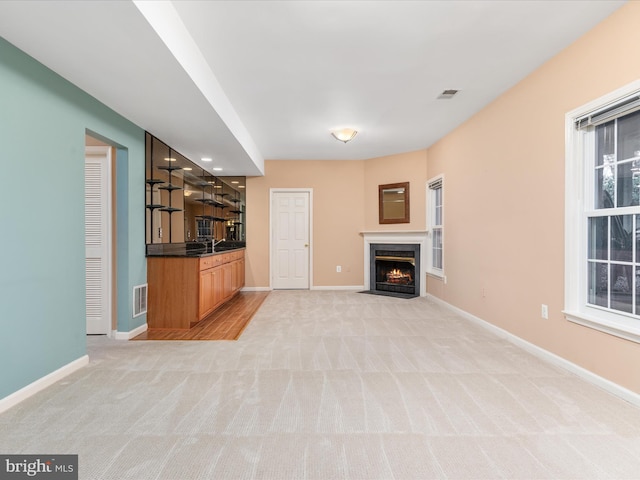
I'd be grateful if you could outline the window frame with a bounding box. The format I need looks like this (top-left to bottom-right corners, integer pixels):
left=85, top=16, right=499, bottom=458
left=565, top=79, right=640, bottom=344
left=427, top=175, right=445, bottom=278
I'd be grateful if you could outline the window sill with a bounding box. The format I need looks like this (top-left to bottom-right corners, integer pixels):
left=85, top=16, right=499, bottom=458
left=563, top=310, right=640, bottom=344
left=426, top=270, right=446, bottom=281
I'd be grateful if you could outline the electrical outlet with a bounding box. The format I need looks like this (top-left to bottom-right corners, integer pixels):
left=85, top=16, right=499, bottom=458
left=541, top=304, right=548, bottom=319
left=336, top=265, right=341, bottom=273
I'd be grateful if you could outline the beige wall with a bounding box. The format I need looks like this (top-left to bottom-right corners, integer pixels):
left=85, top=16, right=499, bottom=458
left=364, top=150, right=428, bottom=231
left=246, top=150, right=428, bottom=289
left=246, top=160, right=366, bottom=288
left=426, top=1, right=640, bottom=393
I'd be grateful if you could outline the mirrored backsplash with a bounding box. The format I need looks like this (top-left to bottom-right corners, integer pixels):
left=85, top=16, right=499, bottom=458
left=145, top=132, right=245, bottom=254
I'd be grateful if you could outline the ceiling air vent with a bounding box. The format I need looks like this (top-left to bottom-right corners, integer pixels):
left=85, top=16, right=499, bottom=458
left=437, top=89, right=459, bottom=99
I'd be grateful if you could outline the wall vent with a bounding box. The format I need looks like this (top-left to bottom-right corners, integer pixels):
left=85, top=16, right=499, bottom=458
left=133, top=284, right=148, bottom=318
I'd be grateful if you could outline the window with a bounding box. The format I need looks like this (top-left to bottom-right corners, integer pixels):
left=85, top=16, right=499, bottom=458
left=566, top=81, right=640, bottom=343
left=427, top=176, right=444, bottom=277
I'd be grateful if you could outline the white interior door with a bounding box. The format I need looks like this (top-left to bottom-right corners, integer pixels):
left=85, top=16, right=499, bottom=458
left=85, top=146, right=112, bottom=335
left=272, top=191, right=310, bottom=289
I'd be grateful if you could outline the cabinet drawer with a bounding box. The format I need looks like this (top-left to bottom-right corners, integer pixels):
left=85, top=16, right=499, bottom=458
left=200, top=255, right=225, bottom=270
left=200, top=257, right=214, bottom=271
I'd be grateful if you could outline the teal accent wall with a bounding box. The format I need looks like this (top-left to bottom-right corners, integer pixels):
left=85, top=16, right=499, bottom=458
left=0, top=37, right=146, bottom=399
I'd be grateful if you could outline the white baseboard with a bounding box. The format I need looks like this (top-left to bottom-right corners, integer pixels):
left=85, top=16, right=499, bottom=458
left=241, top=286, right=271, bottom=292
left=312, top=285, right=365, bottom=291
left=0, top=355, right=89, bottom=414
left=242, top=286, right=369, bottom=292
left=242, top=286, right=368, bottom=292
left=426, top=294, right=640, bottom=408
left=114, top=322, right=148, bottom=340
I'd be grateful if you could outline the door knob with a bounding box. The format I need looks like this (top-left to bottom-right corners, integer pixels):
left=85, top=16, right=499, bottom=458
left=305, top=243, right=309, bottom=247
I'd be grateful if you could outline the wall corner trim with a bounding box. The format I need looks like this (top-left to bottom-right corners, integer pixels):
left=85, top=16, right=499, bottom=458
left=426, top=294, right=640, bottom=408
left=114, top=323, right=148, bottom=341
left=0, top=355, right=89, bottom=414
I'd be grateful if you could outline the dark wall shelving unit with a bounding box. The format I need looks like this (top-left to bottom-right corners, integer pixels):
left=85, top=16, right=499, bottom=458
left=145, top=132, right=246, bottom=254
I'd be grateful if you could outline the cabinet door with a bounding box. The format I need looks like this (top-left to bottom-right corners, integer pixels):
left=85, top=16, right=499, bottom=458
left=231, top=259, right=239, bottom=292
left=223, top=263, right=233, bottom=299
left=199, top=269, right=214, bottom=319
left=238, top=258, right=245, bottom=290
left=231, top=258, right=245, bottom=293
left=212, top=266, right=224, bottom=309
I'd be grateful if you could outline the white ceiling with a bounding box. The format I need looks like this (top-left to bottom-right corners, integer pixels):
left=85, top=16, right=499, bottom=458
left=0, top=0, right=626, bottom=176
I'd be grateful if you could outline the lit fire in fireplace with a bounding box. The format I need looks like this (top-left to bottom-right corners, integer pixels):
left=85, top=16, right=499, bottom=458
left=386, top=268, right=412, bottom=284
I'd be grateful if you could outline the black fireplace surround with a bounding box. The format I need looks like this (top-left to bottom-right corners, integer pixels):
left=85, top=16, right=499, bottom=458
left=369, top=243, right=420, bottom=298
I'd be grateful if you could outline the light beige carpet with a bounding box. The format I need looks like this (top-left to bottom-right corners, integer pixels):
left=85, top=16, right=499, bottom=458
left=2, top=290, right=640, bottom=479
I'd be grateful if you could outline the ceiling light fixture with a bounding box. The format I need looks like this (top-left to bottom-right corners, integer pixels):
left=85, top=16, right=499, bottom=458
left=201, top=157, right=212, bottom=162
left=330, top=128, right=358, bottom=143
left=213, top=167, right=223, bottom=171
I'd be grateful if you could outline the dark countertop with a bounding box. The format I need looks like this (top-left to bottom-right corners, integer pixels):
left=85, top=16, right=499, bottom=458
left=196, top=247, right=245, bottom=257
left=146, top=242, right=245, bottom=258
left=146, top=248, right=245, bottom=259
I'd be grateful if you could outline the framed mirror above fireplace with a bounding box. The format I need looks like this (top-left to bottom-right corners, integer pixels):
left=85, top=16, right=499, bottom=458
left=379, top=182, right=410, bottom=224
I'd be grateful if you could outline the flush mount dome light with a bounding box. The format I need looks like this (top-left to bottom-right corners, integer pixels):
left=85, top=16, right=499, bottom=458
left=330, top=128, right=358, bottom=143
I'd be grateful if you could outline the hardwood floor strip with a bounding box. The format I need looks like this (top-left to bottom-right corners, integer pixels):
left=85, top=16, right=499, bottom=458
left=132, top=291, right=269, bottom=341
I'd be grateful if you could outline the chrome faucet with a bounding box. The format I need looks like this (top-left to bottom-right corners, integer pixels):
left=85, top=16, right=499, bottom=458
left=212, top=239, right=225, bottom=251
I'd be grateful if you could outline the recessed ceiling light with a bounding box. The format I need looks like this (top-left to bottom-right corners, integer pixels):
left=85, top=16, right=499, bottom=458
left=183, top=167, right=192, bottom=171
left=201, top=157, right=212, bottom=162
left=214, top=185, right=222, bottom=189
left=164, top=157, right=176, bottom=162
left=213, top=167, right=223, bottom=171
left=231, top=181, right=239, bottom=184
left=437, top=89, right=459, bottom=99
left=238, top=185, right=245, bottom=189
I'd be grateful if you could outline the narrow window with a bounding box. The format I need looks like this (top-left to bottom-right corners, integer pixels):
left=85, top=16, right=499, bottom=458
left=427, top=176, right=444, bottom=276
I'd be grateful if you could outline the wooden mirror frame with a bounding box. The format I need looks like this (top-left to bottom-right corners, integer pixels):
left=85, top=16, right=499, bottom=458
left=378, top=181, right=410, bottom=224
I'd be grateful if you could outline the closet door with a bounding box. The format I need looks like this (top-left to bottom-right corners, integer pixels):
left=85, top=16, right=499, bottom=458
left=85, top=146, right=112, bottom=335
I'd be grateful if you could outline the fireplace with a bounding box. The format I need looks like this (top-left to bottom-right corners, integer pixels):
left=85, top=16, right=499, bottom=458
left=370, top=243, right=420, bottom=298
left=361, top=231, right=427, bottom=297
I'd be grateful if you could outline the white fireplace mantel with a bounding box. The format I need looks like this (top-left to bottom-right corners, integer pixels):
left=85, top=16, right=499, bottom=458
left=360, top=230, right=428, bottom=296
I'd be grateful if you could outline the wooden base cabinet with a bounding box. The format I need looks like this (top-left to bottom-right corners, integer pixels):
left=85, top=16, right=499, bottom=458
left=148, top=249, right=245, bottom=329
